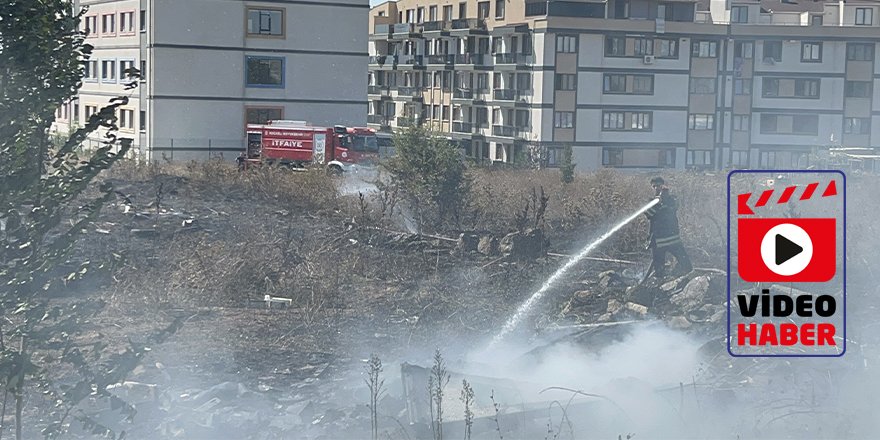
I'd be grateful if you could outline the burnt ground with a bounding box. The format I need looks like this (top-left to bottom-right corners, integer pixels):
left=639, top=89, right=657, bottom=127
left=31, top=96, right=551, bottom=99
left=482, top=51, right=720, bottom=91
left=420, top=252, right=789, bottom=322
left=21, top=166, right=880, bottom=439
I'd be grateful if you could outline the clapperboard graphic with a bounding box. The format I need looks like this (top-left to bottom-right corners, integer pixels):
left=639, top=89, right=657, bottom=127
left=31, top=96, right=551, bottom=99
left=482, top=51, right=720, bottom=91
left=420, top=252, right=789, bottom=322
left=728, top=171, right=846, bottom=357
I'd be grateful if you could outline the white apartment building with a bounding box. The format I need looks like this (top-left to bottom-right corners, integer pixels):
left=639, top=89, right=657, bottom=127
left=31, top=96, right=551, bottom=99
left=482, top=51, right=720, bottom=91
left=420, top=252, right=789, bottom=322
left=54, top=0, right=368, bottom=161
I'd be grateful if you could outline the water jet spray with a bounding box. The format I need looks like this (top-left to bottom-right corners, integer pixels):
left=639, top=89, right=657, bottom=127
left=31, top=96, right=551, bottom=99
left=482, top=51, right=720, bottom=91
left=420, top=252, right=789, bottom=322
left=490, top=198, right=660, bottom=346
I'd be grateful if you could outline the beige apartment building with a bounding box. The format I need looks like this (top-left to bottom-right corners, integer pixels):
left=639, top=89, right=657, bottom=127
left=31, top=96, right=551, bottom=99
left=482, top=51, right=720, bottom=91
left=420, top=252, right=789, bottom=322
left=367, top=0, right=880, bottom=170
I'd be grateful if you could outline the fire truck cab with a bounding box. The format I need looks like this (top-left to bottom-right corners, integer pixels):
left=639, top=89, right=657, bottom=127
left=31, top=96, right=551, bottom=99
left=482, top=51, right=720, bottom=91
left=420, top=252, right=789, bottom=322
left=245, top=120, right=379, bottom=172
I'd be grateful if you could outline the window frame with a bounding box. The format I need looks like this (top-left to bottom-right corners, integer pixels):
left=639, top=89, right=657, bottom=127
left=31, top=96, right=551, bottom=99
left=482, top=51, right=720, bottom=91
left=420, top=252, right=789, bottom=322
left=118, top=59, right=137, bottom=82
left=494, top=0, right=505, bottom=19
left=140, top=10, right=147, bottom=33
left=246, top=7, right=286, bottom=38
left=844, top=117, right=870, bottom=135
left=656, top=38, right=678, bottom=59
left=557, top=34, right=577, bottom=53
left=246, top=106, right=286, bottom=125
left=245, top=55, right=286, bottom=88
left=689, top=78, right=716, bottom=94
left=100, top=58, right=117, bottom=84
left=844, top=81, right=871, bottom=98
left=602, top=74, right=627, bottom=94
left=732, top=115, right=750, bottom=131
left=83, top=15, right=98, bottom=37
left=855, top=7, right=873, bottom=25
left=730, top=5, right=748, bottom=23
left=554, top=111, right=574, bottom=129
left=101, top=13, right=116, bottom=36
left=691, top=40, right=717, bottom=58
left=734, top=79, right=751, bottom=95
left=118, top=10, right=136, bottom=35
left=794, top=78, right=820, bottom=99
left=763, top=41, right=782, bottom=62
left=84, top=59, right=99, bottom=82
left=846, top=43, right=874, bottom=61
left=555, top=73, right=577, bottom=91
left=118, top=108, right=136, bottom=132
left=801, top=42, right=822, bottom=63
left=604, top=36, right=625, bottom=57
left=687, top=114, right=715, bottom=130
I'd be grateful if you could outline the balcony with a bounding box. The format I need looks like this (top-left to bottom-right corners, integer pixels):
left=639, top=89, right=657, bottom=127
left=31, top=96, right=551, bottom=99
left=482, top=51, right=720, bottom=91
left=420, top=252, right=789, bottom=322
left=454, top=53, right=484, bottom=65
left=397, top=54, right=424, bottom=67
left=426, top=54, right=455, bottom=65
left=452, top=121, right=473, bottom=133
left=369, top=55, right=389, bottom=65
left=392, top=23, right=416, bottom=34
left=368, top=114, right=389, bottom=124
left=397, top=117, right=422, bottom=127
left=422, top=20, right=450, bottom=32
left=492, top=125, right=515, bottom=137
left=453, top=89, right=473, bottom=99
left=450, top=18, right=487, bottom=31
left=493, top=89, right=517, bottom=101
left=367, top=85, right=390, bottom=95
left=396, top=86, right=424, bottom=98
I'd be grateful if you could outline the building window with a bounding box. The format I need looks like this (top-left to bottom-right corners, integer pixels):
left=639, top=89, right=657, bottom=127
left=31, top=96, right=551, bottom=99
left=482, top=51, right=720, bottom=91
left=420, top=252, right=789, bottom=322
left=515, top=109, right=529, bottom=128
left=602, top=111, right=651, bottom=131
left=762, top=78, right=779, bottom=97
left=101, top=60, right=116, bottom=83
left=459, top=2, right=467, bottom=18
left=811, top=15, right=823, bottom=25
left=844, top=118, right=870, bottom=134
left=246, top=107, right=283, bottom=124
left=792, top=115, right=817, bottom=134
left=554, top=111, right=574, bottom=128
left=734, top=41, right=753, bottom=59
left=734, top=79, right=751, bottom=95
left=605, top=36, right=625, bottom=56
left=731, top=151, right=749, bottom=167
left=691, top=40, right=717, bottom=58
left=476, top=107, right=488, bottom=127
left=516, top=73, right=531, bottom=91
left=427, top=6, right=436, bottom=21
left=760, top=114, right=778, bottom=133
left=730, top=6, right=748, bottom=23
left=477, top=1, right=490, bottom=19
left=119, top=109, right=135, bottom=130
left=557, top=35, right=577, bottom=53
left=689, top=78, right=715, bottom=94
left=118, top=59, right=135, bottom=81
left=847, top=43, right=874, bottom=61
left=84, top=60, right=98, bottom=81
left=101, top=13, right=115, bottom=35
left=443, top=5, right=453, bottom=20
left=602, top=148, right=623, bottom=166
left=732, top=115, right=749, bottom=131
left=760, top=114, right=818, bottom=135
left=417, top=7, right=425, bottom=23
left=247, top=8, right=284, bottom=36
left=632, top=75, right=653, bottom=94
left=686, top=150, right=713, bottom=167
left=763, top=41, right=782, bottom=62
left=245, top=56, right=284, bottom=87
left=845, top=81, right=871, bottom=98
left=555, top=74, right=576, bottom=90
left=140, top=10, right=147, bottom=32
left=631, top=112, right=651, bottom=130
left=633, top=38, right=653, bottom=56
left=657, top=39, right=678, bottom=58
left=801, top=42, right=822, bottom=62
left=140, top=60, right=147, bottom=81
left=139, top=110, right=146, bottom=132
left=495, top=0, right=504, bottom=18
left=84, top=15, right=97, bottom=36
left=688, top=114, right=714, bottom=130
left=119, top=11, right=135, bottom=33
left=794, top=79, right=820, bottom=98
left=84, top=105, right=98, bottom=120
left=855, top=7, right=873, bottom=25
left=603, top=74, right=626, bottom=93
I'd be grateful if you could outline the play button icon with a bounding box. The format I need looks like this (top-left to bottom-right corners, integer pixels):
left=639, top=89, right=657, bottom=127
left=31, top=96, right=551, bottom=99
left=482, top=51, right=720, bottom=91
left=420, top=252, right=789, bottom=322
left=775, top=234, right=803, bottom=265
left=760, top=224, right=813, bottom=276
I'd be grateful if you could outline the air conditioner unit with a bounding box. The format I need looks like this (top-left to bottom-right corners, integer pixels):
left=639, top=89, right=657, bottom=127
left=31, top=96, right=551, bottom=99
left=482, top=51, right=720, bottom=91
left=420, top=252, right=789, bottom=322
left=643, top=55, right=655, bottom=64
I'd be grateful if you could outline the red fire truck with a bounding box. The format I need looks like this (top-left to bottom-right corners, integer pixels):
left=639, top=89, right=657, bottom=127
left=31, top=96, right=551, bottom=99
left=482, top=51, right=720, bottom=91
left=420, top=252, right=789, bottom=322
left=245, top=120, right=379, bottom=172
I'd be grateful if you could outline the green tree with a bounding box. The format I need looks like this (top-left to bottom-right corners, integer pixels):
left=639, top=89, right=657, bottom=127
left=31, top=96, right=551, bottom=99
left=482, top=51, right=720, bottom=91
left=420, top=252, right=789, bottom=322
left=0, top=2, right=179, bottom=438
left=383, top=125, right=470, bottom=231
left=559, top=144, right=576, bottom=184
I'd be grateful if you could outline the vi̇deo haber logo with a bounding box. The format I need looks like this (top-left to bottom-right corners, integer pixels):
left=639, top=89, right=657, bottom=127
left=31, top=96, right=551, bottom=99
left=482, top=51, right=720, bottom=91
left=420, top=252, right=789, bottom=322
left=728, top=171, right=845, bottom=357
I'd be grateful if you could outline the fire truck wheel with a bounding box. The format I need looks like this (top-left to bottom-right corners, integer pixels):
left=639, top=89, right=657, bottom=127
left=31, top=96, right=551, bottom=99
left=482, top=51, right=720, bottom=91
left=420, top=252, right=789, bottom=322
left=327, top=164, right=343, bottom=175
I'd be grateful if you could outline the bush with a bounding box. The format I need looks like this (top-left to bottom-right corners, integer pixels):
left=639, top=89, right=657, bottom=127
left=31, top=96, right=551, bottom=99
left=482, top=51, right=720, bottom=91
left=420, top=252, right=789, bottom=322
left=382, top=125, right=470, bottom=231
left=559, top=144, right=575, bottom=184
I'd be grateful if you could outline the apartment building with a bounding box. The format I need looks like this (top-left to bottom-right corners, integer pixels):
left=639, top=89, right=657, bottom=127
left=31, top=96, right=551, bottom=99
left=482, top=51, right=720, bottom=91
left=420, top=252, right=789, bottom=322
left=367, top=0, right=880, bottom=170
left=54, top=0, right=368, bottom=161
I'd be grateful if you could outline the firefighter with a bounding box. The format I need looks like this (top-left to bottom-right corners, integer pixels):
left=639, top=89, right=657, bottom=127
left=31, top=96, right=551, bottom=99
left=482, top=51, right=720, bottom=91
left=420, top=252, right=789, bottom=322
left=236, top=152, right=247, bottom=171
left=645, top=176, right=693, bottom=278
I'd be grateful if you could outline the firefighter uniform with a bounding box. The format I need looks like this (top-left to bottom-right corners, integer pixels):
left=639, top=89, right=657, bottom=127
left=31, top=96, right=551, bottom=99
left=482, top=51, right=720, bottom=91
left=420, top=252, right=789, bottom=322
left=645, top=188, right=693, bottom=278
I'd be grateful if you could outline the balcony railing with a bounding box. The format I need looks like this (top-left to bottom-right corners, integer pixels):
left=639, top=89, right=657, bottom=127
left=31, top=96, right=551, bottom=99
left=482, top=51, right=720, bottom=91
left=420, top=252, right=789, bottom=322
left=494, top=53, right=517, bottom=64
left=392, top=23, right=415, bottom=34
left=397, top=86, right=424, bottom=97
left=422, top=20, right=450, bottom=32
left=369, top=55, right=389, bottom=65
left=397, top=117, right=421, bottom=127
left=397, top=54, right=424, bottom=67
left=451, top=18, right=487, bottom=30
left=367, top=85, right=390, bottom=95
left=454, top=53, right=484, bottom=64
left=493, top=89, right=517, bottom=101
left=374, top=24, right=392, bottom=34
left=452, top=121, right=473, bottom=133
left=368, top=114, right=389, bottom=124
left=492, top=125, right=515, bottom=137
left=453, top=89, right=473, bottom=99
left=426, top=54, right=455, bottom=65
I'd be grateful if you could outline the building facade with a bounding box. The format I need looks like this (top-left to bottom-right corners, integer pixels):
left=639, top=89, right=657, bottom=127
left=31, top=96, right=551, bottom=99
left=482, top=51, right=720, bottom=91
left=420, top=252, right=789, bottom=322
left=367, top=0, right=880, bottom=170
left=54, top=0, right=368, bottom=161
